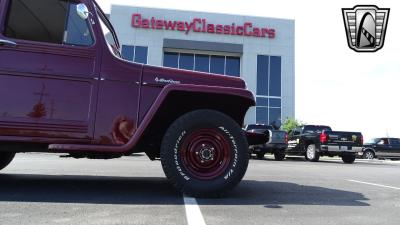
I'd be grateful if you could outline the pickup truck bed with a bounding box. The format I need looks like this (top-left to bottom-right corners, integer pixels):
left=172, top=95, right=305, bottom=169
left=287, top=125, right=363, bottom=163
left=320, top=131, right=363, bottom=153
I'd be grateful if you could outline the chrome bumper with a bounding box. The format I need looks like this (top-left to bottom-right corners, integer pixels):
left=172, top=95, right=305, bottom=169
left=320, top=145, right=363, bottom=153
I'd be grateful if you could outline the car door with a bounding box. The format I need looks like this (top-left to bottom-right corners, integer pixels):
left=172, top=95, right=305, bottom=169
left=0, top=0, right=100, bottom=140
left=90, top=5, right=142, bottom=145
left=287, top=127, right=301, bottom=152
left=389, top=139, right=400, bottom=157
left=375, top=138, right=391, bottom=158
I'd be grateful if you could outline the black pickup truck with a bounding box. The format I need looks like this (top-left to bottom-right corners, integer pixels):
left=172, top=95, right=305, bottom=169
left=245, top=124, right=288, bottom=161
left=360, top=138, right=400, bottom=159
left=286, top=125, right=363, bottom=163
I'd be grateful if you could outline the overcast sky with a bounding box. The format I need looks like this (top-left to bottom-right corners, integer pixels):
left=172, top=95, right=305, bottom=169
left=95, top=0, right=400, bottom=139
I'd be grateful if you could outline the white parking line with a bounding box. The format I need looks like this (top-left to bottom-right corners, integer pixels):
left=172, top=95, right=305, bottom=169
left=183, top=195, right=207, bottom=225
left=347, top=179, right=400, bottom=190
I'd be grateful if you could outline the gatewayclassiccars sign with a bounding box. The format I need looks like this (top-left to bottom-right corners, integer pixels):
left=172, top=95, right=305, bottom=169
left=131, top=14, right=276, bottom=39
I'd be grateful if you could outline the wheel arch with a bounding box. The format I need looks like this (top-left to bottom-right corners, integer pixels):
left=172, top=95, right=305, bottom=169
left=363, top=148, right=376, bottom=155
left=303, top=140, right=316, bottom=153
left=137, top=87, right=255, bottom=159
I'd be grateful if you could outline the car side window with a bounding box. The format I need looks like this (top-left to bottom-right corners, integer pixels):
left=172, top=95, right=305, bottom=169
left=390, top=139, right=400, bottom=145
left=4, top=0, right=93, bottom=46
left=378, top=139, right=388, bottom=145
left=293, top=128, right=300, bottom=136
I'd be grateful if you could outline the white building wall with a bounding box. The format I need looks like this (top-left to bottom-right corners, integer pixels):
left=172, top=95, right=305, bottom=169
left=110, top=5, right=295, bottom=125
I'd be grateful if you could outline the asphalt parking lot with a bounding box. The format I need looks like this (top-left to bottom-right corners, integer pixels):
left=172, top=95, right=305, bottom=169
left=0, top=153, right=399, bottom=225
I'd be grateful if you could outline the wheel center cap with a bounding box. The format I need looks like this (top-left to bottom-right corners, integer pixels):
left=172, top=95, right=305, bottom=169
left=199, top=145, right=215, bottom=161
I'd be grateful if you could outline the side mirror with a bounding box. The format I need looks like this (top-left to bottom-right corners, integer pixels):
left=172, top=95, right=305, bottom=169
left=76, top=3, right=90, bottom=20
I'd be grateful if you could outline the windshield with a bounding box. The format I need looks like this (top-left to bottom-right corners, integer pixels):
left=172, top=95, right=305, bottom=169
left=95, top=6, right=121, bottom=58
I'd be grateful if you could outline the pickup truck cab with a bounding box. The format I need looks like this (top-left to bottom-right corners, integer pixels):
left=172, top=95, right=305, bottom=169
left=0, top=0, right=255, bottom=197
left=287, top=125, right=363, bottom=163
left=361, top=138, right=400, bottom=160
left=245, top=124, right=288, bottom=160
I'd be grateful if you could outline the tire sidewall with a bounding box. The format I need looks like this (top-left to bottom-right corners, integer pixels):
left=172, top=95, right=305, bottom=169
left=306, top=144, right=316, bottom=161
left=274, top=150, right=285, bottom=161
left=0, top=152, right=16, bottom=171
left=363, top=150, right=374, bottom=159
left=161, top=110, right=248, bottom=196
left=342, top=154, right=356, bottom=164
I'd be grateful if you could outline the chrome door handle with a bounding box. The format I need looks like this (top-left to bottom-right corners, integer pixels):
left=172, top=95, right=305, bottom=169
left=0, top=39, right=17, bottom=47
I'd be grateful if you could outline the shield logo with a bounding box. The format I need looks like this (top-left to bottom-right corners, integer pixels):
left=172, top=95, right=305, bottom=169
left=342, top=5, right=390, bottom=52
left=352, top=135, right=357, bottom=142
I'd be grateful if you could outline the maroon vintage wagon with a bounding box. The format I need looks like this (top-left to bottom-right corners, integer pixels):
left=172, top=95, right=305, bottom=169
left=0, top=0, right=255, bottom=197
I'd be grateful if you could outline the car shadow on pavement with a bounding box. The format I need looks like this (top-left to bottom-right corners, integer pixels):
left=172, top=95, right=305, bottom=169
left=0, top=174, right=182, bottom=205
left=199, top=179, right=370, bottom=207
left=255, top=156, right=386, bottom=166
left=0, top=173, right=369, bottom=207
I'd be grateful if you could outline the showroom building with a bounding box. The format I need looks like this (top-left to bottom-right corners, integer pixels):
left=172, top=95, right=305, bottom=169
left=109, top=5, right=295, bottom=126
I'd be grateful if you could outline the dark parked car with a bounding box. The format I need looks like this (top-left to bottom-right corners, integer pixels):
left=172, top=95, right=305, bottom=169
left=286, top=125, right=363, bottom=163
left=0, top=0, right=255, bottom=197
left=245, top=124, right=288, bottom=160
left=360, top=138, right=400, bottom=160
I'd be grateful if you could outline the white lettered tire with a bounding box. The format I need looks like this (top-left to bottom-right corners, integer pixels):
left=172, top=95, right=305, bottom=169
left=160, top=109, right=249, bottom=198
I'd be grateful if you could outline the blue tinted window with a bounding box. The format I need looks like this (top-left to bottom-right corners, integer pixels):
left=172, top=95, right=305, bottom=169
left=257, top=55, right=269, bottom=96
left=179, top=53, right=194, bottom=70
left=134, top=46, right=148, bottom=64
left=270, top=56, right=281, bottom=96
left=163, top=52, right=179, bottom=68
left=256, top=97, right=268, bottom=107
left=270, top=98, right=281, bottom=108
left=210, top=55, right=225, bottom=75
left=226, top=57, right=240, bottom=77
left=121, top=45, right=135, bottom=61
left=269, top=108, right=282, bottom=127
left=256, top=107, right=268, bottom=124
left=195, top=54, right=210, bottom=72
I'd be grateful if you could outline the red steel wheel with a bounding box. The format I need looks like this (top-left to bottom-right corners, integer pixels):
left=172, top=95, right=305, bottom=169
left=180, top=129, right=232, bottom=180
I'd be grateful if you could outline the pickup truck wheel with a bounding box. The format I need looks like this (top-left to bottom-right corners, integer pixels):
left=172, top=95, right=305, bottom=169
left=305, top=144, right=320, bottom=162
left=160, top=109, right=249, bottom=198
left=0, top=152, right=16, bottom=171
left=363, top=150, right=375, bottom=160
left=274, top=151, right=286, bottom=161
left=256, top=153, right=265, bottom=160
left=342, top=154, right=356, bottom=164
